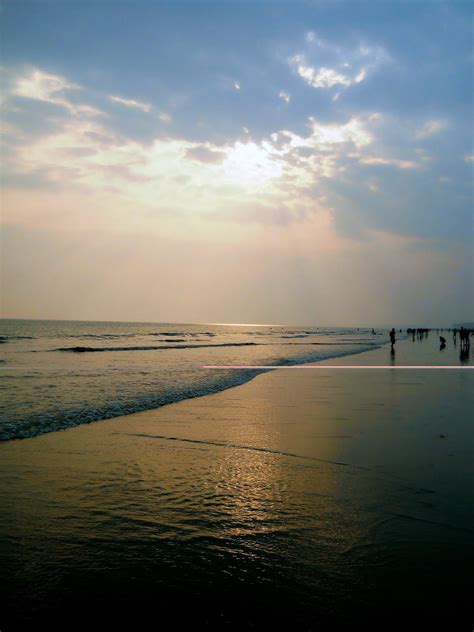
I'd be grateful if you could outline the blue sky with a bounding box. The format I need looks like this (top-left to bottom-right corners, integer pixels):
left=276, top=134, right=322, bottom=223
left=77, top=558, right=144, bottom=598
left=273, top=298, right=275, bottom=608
left=1, top=0, right=473, bottom=324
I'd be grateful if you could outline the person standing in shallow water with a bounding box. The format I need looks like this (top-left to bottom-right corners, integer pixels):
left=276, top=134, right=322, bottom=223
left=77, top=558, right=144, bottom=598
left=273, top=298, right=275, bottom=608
left=390, top=328, right=396, bottom=348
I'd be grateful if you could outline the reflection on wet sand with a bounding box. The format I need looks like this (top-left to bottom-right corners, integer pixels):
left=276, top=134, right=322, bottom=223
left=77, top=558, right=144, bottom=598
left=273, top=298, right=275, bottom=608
left=0, top=339, right=472, bottom=627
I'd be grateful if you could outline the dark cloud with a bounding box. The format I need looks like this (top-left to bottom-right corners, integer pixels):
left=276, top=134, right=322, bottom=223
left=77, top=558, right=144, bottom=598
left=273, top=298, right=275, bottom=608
left=185, top=146, right=226, bottom=163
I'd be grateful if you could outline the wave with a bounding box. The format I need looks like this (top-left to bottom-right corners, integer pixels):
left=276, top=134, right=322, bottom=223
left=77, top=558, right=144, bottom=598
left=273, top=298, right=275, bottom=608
left=52, top=342, right=260, bottom=353
left=0, top=344, right=380, bottom=442
left=148, top=331, right=215, bottom=337
left=1, top=331, right=217, bottom=343
left=50, top=340, right=379, bottom=353
left=0, top=335, right=36, bottom=342
left=67, top=333, right=139, bottom=339
left=285, top=341, right=379, bottom=346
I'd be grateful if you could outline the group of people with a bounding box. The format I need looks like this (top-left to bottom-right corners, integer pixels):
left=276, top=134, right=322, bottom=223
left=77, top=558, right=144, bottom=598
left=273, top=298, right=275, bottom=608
left=406, top=328, right=430, bottom=340
left=388, top=326, right=472, bottom=355
left=454, top=327, right=471, bottom=350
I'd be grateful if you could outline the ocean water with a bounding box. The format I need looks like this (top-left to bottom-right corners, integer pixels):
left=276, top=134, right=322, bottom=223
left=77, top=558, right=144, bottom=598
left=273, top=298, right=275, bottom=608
left=1, top=334, right=472, bottom=627
left=0, top=319, right=383, bottom=441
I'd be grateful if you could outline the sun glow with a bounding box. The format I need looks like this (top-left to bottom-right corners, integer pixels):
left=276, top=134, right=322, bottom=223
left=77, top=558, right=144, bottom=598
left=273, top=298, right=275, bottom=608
left=222, top=141, right=283, bottom=186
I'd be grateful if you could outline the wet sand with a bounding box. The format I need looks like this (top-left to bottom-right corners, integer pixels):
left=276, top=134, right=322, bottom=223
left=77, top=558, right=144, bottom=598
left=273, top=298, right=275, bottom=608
left=1, top=337, right=473, bottom=628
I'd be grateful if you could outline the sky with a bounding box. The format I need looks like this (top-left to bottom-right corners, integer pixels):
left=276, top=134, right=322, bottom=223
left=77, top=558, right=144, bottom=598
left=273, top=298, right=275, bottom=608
left=1, top=0, right=473, bottom=326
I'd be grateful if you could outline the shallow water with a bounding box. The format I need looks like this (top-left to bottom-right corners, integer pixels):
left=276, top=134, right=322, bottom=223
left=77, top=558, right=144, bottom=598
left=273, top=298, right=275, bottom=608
left=0, top=319, right=382, bottom=440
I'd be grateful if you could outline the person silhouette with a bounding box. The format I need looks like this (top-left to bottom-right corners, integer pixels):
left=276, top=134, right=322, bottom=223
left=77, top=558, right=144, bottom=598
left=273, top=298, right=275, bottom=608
left=460, top=345, right=470, bottom=363
left=390, top=328, right=396, bottom=348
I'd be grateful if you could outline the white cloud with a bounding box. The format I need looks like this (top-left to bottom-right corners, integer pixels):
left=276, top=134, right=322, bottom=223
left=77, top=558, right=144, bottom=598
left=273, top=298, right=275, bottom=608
left=233, top=82, right=241, bottom=91
left=109, top=95, right=152, bottom=112
left=5, top=98, right=382, bottom=231
left=289, top=55, right=367, bottom=89
left=3, top=68, right=433, bottom=234
left=14, top=69, right=78, bottom=102
left=309, top=117, right=372, bottom=147
left=159, top=112, right=172, bottom=123
left=288, top=37, right=389, bottom=94
left=278, top=91, right=290, bottom=103
left=415, top=119, right=448, bottom=139
left=359, top=156, right=419, bottom=169
left=13, top=69, right=103, bottom=117
left=368, top=181, right=379, bottom=193
left=463, top=154, right=474, bottom=162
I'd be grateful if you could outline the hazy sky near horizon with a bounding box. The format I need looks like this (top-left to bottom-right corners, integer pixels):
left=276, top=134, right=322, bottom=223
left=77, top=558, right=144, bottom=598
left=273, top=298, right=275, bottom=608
left=1, top=0, right=473, bottom=325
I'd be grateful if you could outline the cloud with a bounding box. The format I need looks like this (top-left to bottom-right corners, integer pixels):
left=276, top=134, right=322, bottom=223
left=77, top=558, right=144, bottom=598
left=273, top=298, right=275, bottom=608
left=109, top=95, right=152, bottom=112
left=306, top=31, right=318, bottom=44
left=308, top=117, right=372, bottom=147
left=12, top=68, right=103, bottom=117
left=288, top=35, right=389, bottom=96
left=233, top=82, right=240, bottom=90
left=367, top=181, right=379, bottom=193
left=1, top=66, right=466, bottom=247
left=358, top=156, right=419, bottom=169
left=464, top=154, right=474, bottom=162
left=415, top=119, right=449, bottom=139
left=2, top=99, right=381, bottom=231
left=278, top=91, right=290, bottom=103
left=185, top=146, right=226, bottom=163
left=158, top=112, right=172, bottom=123
left=289, top=55, right=366, bottom=89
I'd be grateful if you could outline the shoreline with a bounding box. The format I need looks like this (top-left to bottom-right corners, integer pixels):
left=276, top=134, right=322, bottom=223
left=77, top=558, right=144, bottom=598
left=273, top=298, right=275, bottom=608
left=1, top=336, right=385, bottom=443
left=1, top=336, right=472, bottom=627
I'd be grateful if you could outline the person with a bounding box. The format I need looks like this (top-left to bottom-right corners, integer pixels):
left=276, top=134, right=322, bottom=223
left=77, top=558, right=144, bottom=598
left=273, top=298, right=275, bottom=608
left=390, top=328, right=396, bottom=348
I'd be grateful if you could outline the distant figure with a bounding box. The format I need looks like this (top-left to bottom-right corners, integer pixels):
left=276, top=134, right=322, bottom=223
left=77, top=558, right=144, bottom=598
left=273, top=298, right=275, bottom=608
left=371, top=328, right=376, bottom=335
left=439, top=336, right=446, bottom=350
left=459, top=327, right=471, bottom=351
left=463, top=328, right=471, bottom=350
left=460, top=345, right=470, bottom=363
left=390, top=328, right=396, bottom=348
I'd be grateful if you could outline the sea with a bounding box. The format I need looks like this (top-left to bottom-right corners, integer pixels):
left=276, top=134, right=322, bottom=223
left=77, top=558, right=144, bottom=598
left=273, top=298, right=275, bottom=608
left=1, top=320, right=472, bottom=627
left=0, top=319, right=383, bottom=441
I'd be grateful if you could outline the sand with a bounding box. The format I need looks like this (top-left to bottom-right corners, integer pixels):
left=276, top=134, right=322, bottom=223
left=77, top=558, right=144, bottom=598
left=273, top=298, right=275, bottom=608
left=1, top=337, right=473, bottom=627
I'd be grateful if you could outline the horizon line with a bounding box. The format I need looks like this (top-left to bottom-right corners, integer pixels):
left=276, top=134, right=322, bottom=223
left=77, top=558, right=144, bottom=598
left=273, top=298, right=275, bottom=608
left=1, top=316, right=469, bottom=329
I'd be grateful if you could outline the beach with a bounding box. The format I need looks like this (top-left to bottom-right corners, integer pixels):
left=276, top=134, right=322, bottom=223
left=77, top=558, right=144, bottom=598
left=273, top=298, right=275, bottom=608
left=1, top=337, right=473, bottom=628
